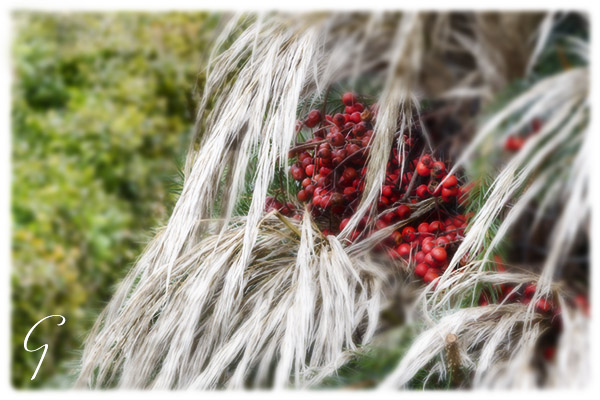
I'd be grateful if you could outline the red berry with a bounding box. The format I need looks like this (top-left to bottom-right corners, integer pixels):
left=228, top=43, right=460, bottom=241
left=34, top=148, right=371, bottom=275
left=382, top=211, right=396, bottom=224
left=352, top=103, right=364, bottom=113
left=420, top=154, right=432, bottom=167
left=453, top=215, right=466, bottom=225
left=524, top=284, right=537, bottom=298
left=280, top=205, right=292, bottom=215
left=415, top=263, right=429, bottom=277
left=429, top=221, right=444, bottom=233
left=320, top=166, right=332, bottom=176
left=305, top=109, right=322, bottom=128
left=291, top=165, right=306, bottom=180
left=387, top=173, right=399, bottom=184
left=430, top=247, right=447, bottom=262
left=301, top=156, right=313, bottom=169
left=349, top=112, right=362, bottom=123
left=382, top=185, right=394, bottom=197
left=431, top=161, right=445, bottom=177
left=342, top=92, right=357, bottom=106
left=441, top=187, right=458, bottom=198
left=342, top=167, right=358, bottom=181
left=397, top=243, right=411, bottom=259
left=332, top=148, right=346, bottom=159
left=305, top=184, right=315, bottom=195
left=264, top=196, right=282, bottom=211
left=396, top=204, right=411, bottom=219
left=391, top=230, right=402, bottom=244
left=352, top=122, right=367, bottom=137
left=332, top=113, right=345, bottom=127
left=422, top=241, right=434, bottom=253
left=343, top=186, right=356, bottom=195
left=535, top=298, right=552, bottom=313
left=422, top=236, right=434, bottom=244
left=505, top=136, right=525, bottom=151
left=416, top=162, right=431, bottom=177
left=417, top=222, right=430, bottom=234
left=435, top=237, right=449, bottom=246
left=297, top=190, right=309, bottom=202
left=424, top=253, right=436, bottom=267
left=442, top=175, right=458, bottom=188
left=298, top=151, right=311, bottom=161
left=402, top=226, right=417, bottom=242
left=415, top=251, right=425, bottom=263
left=329, top=125, right=341, bottom=135
left=424, top=268, right=441, bottom=283
left=346, top=143, right=361, bottom=155
left=302, top=177, right=311, bottom=187
left=416, top=184, right=430, bottom=199
left=445, top=224, right=457, bottom=236
left=305, top=164, right=315, bottom=176
left=328, top=132, right=345, bottom=146
left=317, top=147, right=331, bottom=158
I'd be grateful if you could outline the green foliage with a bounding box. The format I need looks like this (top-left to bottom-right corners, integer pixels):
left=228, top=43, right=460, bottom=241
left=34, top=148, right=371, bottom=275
left=319, top=326, right=415, bottom=389
left=319, top=325, right=450, bottom=390
left=11, top=12, right=217, bottom=388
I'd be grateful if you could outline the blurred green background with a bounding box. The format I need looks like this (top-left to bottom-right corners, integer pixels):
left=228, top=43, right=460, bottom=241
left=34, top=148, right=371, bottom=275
left=11, top=12, right=217, bottom=388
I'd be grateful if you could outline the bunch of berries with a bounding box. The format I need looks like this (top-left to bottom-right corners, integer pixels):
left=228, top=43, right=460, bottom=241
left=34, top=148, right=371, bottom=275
left=284, top=92, right=471, bottom=284
left=267, top=92, right=586, bottom=333
left=477, top=259, right=560, bottom=314
left=474, top=258, right=589, bottom=362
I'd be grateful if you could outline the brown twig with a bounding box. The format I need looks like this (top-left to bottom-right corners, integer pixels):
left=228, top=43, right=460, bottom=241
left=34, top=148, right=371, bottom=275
left=289, top=139, right=327, bottom=154
left=445, top=333, right=461, bottom=387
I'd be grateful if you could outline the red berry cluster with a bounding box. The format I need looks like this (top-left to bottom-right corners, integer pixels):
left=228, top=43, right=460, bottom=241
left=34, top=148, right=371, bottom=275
left=285, top=92, right=471, bottom=284
left=267, top=92, right=588, bottom=342
left=265, top=96, right=584, bottom=367
left=478, top=264, right=559, bottom=314
left=477, top=258, right=591, bottom=362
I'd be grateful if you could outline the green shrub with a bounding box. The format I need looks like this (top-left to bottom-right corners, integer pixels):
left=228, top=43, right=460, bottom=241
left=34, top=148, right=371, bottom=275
left=11, top=12, right=216, bottom=388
